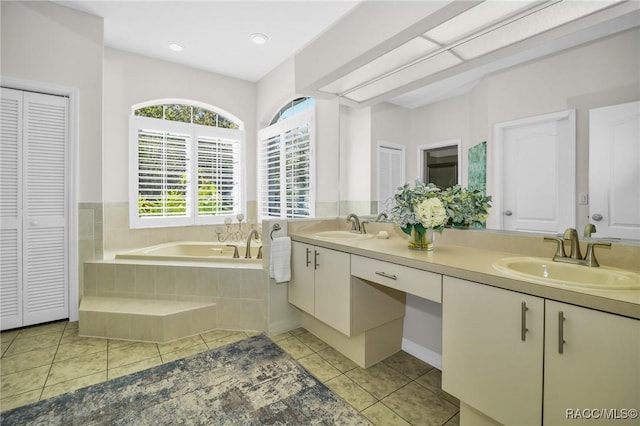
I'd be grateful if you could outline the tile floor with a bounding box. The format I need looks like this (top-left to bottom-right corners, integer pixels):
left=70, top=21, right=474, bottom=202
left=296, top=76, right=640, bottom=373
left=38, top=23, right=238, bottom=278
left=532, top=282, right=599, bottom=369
left=1, top=321, right=459, bottom=425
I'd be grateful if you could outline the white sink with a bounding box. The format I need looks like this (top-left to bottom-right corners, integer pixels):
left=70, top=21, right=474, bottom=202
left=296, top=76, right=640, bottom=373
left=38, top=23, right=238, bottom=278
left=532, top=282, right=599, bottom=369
left=314, top=231, right=374, bottom=241
left=493, top=257, right=640, bottom=290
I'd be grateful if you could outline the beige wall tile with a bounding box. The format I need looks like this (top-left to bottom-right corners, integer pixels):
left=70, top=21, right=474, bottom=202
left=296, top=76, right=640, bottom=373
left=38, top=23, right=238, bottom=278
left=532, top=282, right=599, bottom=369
left=156, top=266, right=176, bottom=296
left=196, top=268, right=219, bottom=297
left=106, top=313, right=132, bottom=340
left=134, top=265, right=156, bottom=295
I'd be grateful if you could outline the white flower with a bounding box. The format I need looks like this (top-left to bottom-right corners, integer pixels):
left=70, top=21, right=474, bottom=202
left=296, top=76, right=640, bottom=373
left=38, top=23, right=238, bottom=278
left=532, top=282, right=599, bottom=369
left=415, top=198, right=448, bottom=228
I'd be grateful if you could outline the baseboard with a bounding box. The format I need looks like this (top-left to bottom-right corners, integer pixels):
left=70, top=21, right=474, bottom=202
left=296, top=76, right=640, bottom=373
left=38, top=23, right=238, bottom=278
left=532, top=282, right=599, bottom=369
left=402, top=338, right=442, bottom=370
left=268, top=318, right=302, bottom=336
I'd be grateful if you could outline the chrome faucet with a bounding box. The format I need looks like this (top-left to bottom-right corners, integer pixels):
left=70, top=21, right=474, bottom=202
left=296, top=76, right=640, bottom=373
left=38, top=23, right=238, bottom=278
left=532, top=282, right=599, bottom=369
left=584, top=223, right=596, bottom=238
left=376, top=211, right=389, bottom=222
left=346, top=213, right=362, bottom=233
left=544, top=228, right=611, bottom=267
left=245, top=229, right=260, bottom=259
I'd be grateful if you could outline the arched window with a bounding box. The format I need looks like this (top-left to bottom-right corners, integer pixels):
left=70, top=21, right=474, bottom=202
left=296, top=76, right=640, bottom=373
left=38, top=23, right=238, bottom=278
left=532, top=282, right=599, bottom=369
left=129, top=100, right=244, bottom=228
left=258, top=97, right=315, bottom=218
left=269, top=97, right=315, bottom=125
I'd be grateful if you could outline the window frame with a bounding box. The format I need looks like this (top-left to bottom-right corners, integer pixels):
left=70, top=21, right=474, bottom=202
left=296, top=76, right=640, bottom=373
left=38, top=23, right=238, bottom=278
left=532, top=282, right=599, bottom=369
left=129, top=104, right=245, bottom=229
left=258, top=107, right=316, bottom=220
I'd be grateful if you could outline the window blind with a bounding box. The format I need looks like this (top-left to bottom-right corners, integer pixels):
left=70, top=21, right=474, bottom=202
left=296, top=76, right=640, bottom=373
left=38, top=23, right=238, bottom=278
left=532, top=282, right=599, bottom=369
left=137, top=129, right=190, bottom=219
left=258, top=109, right=315, bottom=219
left=197, top=136, right=241, bottom=218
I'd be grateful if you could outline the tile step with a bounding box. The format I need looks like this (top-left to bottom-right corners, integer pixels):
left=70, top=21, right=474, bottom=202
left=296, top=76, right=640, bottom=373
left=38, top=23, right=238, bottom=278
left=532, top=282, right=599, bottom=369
left=79, top=296, right=217, bottom=343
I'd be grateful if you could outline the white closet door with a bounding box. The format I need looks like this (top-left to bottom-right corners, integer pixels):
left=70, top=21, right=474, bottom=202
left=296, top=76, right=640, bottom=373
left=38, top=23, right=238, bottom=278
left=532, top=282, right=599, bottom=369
left=0, top=88, right=24, bottom=329
left=22, top=91, right=69, bottom=326
left=378, top=143, right=405, bottom=214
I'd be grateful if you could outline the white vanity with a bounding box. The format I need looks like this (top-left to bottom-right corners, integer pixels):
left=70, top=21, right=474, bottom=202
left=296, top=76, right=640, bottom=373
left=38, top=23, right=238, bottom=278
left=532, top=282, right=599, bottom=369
left=286, top=221, right=639, bottom=426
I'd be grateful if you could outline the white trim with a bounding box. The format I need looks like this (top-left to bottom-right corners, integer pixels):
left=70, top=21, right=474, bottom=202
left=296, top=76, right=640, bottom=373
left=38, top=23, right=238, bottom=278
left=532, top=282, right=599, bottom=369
left=493, top=109, right=576, bottom=231
left=1, top=76, right=80, bottom=322
left=402, top=338, right=442, bottom=370
left=417, top=138, right=462, bottom=184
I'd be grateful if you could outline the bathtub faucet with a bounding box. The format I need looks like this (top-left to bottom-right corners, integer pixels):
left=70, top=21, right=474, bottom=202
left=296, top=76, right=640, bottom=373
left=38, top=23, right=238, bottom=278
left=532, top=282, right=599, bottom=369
left=245, top=230, right=260, bottom=259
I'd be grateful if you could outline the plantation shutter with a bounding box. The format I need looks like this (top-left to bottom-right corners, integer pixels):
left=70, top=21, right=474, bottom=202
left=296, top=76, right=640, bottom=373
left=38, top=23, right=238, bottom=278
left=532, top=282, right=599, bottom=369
left=130, top=114, right=244, bottom=228
left=258, top=130, right=282, bottom=218
left=258, top=109, right=315, bottom=219
left=0, top=88, right=23, bottom=329
left=196, top=134, right=241, bottom=220
left=132, top=116, right=192, bottom=228
left=284, top=122, right=312, bottom=217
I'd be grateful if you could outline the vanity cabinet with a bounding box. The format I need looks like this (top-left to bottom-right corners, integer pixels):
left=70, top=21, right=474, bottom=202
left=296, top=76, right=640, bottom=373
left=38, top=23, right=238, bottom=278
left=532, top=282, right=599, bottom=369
left=543, top=301, right=640, bottom=425
left=288, top=242, right=351, bottom=335
left=442, top=276, right=544, bottom=426
left=443, top=276, right=640, bottom=426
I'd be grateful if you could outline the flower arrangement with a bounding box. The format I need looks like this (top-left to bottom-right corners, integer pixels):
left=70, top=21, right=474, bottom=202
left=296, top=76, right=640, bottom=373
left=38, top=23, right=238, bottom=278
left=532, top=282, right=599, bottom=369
left=439, top=185, right=492, bottom=228
left=390, top=180, right=448, bottom=238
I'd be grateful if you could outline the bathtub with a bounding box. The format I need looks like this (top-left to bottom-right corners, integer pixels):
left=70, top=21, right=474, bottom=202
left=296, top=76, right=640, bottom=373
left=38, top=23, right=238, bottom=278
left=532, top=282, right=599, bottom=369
left=115, top=241, right=262, bottom=263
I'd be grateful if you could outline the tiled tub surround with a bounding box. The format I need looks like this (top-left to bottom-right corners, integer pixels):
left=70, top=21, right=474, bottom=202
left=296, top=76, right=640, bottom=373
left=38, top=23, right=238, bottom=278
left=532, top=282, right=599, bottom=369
left=81, top=260, right=266, bottom=343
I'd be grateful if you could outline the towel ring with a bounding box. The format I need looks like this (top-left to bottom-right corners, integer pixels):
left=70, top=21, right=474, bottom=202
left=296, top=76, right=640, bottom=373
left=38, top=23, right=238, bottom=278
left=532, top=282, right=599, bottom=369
left=270, top=223, right=282, bottom=240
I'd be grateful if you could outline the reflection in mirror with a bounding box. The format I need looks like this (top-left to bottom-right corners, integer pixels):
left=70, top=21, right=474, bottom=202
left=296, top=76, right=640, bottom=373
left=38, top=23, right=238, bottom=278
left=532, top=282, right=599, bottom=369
left=334, top=28, right=639, bottom=240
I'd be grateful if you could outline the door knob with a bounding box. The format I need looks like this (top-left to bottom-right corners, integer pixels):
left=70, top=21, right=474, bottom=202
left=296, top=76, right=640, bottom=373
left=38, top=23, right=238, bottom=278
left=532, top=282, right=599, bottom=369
left=591, top=213, right=603, bottom=221
left=504, top=210, right=513, bottom=216
left=30, top=220, right=39, bottom=226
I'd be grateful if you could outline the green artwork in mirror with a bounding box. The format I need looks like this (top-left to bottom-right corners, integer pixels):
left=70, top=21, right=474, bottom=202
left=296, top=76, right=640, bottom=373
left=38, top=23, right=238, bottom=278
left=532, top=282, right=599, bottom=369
left=468, top=141, right=487, bottom=192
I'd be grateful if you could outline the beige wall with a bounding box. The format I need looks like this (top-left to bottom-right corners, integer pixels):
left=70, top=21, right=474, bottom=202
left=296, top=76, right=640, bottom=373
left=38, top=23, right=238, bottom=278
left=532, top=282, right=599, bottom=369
left=1, top=0, right=104, bottom=203
left=103, top=47, right=257, bottom=204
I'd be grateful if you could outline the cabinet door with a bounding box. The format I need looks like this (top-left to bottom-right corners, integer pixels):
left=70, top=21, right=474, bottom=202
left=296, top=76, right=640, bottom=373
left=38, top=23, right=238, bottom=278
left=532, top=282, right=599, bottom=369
left=544, top=301, right=640, bottom=425
left=288, top=241, right=315, bottom=315
left=442, top=277, right=544, bottom=426
left=314, top=247, right=351, bottom=335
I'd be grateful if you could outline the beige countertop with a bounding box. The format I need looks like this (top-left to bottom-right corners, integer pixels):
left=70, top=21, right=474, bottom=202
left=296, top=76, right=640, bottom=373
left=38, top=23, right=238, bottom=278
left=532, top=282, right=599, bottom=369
left=289, top=230, right=640, bottom=320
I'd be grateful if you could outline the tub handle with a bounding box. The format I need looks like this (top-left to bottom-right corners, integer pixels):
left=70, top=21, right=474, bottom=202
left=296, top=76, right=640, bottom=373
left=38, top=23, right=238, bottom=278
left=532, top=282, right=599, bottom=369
left=226, top=244, right=239, bottom=258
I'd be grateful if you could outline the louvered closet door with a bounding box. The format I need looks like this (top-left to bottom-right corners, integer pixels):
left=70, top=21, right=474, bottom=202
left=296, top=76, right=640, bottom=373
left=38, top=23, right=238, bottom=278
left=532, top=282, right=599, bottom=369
left=0, top=88, right=24, bottom=329
left=22, top=91, right=69, bottom=326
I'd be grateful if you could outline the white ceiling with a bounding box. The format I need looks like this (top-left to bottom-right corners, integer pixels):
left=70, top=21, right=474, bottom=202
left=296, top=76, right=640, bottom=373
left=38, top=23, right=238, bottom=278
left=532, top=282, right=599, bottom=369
left=54, top=0, right=361, bottom=82
left=53, top=1, right=640, bottom=109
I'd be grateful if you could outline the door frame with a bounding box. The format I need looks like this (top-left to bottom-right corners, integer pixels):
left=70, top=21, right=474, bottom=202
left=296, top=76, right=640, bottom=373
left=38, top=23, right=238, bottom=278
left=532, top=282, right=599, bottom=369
left=1, top=76, right=79, bottom=322
left=417, top=139, right=462, bottom=184
left=494, top=109, right=576, bottom=231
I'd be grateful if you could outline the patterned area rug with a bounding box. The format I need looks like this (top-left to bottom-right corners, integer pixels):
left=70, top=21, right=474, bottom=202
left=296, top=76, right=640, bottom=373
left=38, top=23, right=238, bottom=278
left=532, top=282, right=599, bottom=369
left=2, top=334, right=370, bottom=425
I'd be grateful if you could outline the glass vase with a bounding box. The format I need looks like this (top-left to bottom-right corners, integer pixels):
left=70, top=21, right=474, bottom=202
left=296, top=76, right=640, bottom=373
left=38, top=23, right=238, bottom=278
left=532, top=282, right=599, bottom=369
left=408, top=227, right=435, bottom=251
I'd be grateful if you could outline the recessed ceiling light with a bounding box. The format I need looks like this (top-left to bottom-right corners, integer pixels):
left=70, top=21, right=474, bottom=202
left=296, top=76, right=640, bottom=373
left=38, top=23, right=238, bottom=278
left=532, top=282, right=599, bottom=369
left=169, top=42, right=184, bottom=52
left=250, top=33, right=268, bottom=45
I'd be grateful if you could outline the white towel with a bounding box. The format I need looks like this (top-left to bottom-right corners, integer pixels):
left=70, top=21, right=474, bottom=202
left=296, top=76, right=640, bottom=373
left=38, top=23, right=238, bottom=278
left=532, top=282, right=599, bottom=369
left=269, top=236, right=291, bottom=283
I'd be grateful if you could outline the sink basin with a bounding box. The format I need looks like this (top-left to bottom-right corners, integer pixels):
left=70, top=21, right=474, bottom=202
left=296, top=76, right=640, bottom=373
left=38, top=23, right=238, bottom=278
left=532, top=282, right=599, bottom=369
left=493, top=257, right=640, bottom=290
left=314, top=231, right=374, bottom=241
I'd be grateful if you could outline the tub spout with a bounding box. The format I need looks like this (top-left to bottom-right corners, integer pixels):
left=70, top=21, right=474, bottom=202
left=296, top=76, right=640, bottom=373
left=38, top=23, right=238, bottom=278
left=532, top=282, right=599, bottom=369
left=226, top=244, right=239, bottom=259
left=245, top=230, right=260, bottom=259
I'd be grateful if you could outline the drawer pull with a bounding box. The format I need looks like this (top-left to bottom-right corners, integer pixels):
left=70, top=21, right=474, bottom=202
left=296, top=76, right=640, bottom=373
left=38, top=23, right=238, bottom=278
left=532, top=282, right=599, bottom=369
left=375, top=271, right=397, bottom=280
left=305, top=248, right=311, bottom=267
left=558, top=311, right=566, bottom=354
left=521, top=301, right=529, bottom=341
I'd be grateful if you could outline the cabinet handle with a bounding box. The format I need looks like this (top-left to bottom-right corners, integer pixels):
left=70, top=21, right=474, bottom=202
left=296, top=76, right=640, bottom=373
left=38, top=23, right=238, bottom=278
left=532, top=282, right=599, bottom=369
left=305, top=248, right=311, bottom=267
left=375, top=271, right=397, bottom=280
left=314, top=250, right=319, bottom=270
left=558, top=311, right=566, bottom=354
left=521, top=301, right=529, bottom=341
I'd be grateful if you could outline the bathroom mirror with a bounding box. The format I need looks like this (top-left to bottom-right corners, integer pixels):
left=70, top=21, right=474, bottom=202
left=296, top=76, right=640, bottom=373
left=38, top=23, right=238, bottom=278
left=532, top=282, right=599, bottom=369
left=334, top=29, right=640, bottom=241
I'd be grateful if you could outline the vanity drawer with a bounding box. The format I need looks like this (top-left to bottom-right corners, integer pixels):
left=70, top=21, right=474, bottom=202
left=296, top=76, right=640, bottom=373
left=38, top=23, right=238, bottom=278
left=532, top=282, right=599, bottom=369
left=351, top=255, right=442, bottom=303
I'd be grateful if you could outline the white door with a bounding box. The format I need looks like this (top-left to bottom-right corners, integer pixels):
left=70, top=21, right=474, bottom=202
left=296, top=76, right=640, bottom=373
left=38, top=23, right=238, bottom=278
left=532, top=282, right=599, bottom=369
left=495, top=110, right=576, bottom=233
left=589, top=101, right=640, bottom=240
left=0, top=88, right=69, bottom=330
left=0, top=88, right=24, bottom=329
left=377, top=143, right=405, bottom=214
